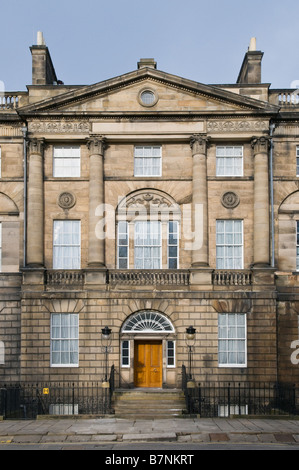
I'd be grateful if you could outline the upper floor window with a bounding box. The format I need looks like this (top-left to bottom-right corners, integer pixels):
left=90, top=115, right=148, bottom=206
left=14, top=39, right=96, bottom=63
left=297, top=221, right=299, bottom=271
left=216, top=146, right=243, bottom=177
left=216, top=220, right=243, bottom=269
left=53, top=220, right=81, bottom=269
left=117, top=221, right=179, bottom=269
left=135, top=221, right=161, bottom=269
left=53, top=146, right=81, bottom=177
left=134, top=145, right=162, bottom=177
left=296, top=146, right=299, bottom=176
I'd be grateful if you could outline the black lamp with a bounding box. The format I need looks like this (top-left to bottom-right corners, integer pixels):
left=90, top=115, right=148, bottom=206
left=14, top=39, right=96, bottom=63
left=185, top=326, right=196, bottom=385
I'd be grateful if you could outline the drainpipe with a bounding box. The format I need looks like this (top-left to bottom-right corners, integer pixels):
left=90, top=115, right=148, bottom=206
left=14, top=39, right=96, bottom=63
left=21, top=125, right=28, bottom=267
left=269, top=122, right=275, bottom=268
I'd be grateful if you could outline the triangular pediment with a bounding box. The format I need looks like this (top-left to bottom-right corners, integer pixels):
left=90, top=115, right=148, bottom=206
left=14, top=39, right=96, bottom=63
left=19, top=68, right=278, bottom=116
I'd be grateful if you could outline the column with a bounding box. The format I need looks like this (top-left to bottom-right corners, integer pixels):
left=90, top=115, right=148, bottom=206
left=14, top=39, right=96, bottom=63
left=87, top=136, right=106, bottom=267
left=190, top=134, right=209, bottom=267
left=251, top=136, right=270, bottom=266
left=26, top=138, right=45, bottom=267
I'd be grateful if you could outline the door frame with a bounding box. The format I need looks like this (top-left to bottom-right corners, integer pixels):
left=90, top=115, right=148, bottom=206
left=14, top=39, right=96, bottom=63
left=134, top=340, right=163, bottom=388
left=120, top=335, right=177, bottom=389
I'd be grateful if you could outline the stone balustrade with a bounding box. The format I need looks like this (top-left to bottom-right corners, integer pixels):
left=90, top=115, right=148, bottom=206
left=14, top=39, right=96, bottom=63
left=44, top=269, right=257, bottom=288
left=0, top=93, right=26, bottom=110
left=108, top=270, right=190, bottom=286
left=46, top=270, right=85, bottom=287
left=212, top=270, right=252, bottom=286
left=269, top=90, right=299, bottom=107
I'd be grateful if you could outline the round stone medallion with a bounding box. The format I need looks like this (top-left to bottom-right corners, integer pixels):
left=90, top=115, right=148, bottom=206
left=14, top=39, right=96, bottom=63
left=221, top=191, right=240, bottom=209
left=58, top=191, right=76, bottom=210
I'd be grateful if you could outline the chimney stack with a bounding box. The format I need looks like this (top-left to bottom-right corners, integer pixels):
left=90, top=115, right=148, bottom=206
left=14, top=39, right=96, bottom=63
left=137, top=58, right=157, bottom=70
left=30, top=32, right=58, bottom=85
left=237, top=37, right=264, bottom=84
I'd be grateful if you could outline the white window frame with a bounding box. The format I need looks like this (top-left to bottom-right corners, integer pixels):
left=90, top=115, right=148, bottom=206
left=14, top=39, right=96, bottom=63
left=117, top=221, right=129, bottom=269
left=50, top=313, right=79, bottom=367
left=134, top=221, right=162, bottom=269
left=297, top=146, right=299, bottom=177
left=166, top=340, right=176, bottom=368
left=53, top=146, right=81, bottom=177
left=53, top=220, right=81, bottom=270
left=121, top=340, right=130, bottom=368
left=218, top=404, right=248, bottom=417
left=168, top=221, right=179, bottom=269
left=216, top=220, right=243, bottom=269
left=216, top=146, right=243, bottom=177
left=134, top=145, right=162, bottom=177
left=49, top=403, right=79, bottom=415
left=218, top=313, right=247, bottom=368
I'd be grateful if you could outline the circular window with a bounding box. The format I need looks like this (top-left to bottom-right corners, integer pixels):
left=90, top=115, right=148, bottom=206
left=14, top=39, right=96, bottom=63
left=139, top=89, right=158, bottom=107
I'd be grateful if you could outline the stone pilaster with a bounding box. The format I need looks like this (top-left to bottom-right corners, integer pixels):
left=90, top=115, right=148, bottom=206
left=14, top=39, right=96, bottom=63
left=86, top=136, right=106, bottom=268
left=251, top=136, right=270, bottom=266
left=190, top=134, right=209, bottom=267
left=26, top=138, right=45, bottom=267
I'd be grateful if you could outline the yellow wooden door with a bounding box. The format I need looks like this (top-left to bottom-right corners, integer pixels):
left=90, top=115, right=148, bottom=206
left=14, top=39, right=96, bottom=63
left=134, top=341, right=162, bottom=388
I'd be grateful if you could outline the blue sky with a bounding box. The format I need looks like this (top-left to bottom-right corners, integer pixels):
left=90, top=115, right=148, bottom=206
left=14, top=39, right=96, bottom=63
left=1, top=0, right=299, bottom=91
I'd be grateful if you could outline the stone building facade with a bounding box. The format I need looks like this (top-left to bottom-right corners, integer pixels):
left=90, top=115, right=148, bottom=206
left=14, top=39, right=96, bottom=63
left=1, top=34, right=299, bottom=389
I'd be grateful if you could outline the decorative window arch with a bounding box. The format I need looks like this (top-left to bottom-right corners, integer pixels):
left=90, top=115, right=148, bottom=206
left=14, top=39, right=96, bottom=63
left=116, top=189, right=181, bottom=270
left=121, top=311, right=175, bottom=334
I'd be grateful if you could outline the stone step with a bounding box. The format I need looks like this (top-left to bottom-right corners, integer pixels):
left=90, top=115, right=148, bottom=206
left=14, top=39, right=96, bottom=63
left=113, top=389, right=186, bottom=419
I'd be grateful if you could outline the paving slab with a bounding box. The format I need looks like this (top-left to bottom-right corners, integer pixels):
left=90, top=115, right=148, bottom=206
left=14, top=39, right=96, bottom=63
left=209, top=433, right=230, bottom=442
left=122, top=432, right=177, bottom=442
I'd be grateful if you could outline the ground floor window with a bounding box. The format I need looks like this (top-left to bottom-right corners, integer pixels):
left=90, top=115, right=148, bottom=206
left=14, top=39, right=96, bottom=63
left=50, top=313, right=79, bottom=367
left=121, top=340, right=130, bottom=368
left=218, top=313, right=247, bottom=367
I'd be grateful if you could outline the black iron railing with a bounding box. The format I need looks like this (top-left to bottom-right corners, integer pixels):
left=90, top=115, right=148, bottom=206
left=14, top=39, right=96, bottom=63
left=182, top=365, right=298, bottom=417
left=0, top=366, right=115, bottom=419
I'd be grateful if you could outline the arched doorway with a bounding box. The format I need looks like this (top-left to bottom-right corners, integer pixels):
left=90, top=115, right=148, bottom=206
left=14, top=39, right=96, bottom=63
left=120, top=311, right=176, bottom=388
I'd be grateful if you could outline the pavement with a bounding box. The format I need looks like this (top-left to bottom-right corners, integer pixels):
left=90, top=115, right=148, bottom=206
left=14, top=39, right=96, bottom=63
left=1, top=416, right=299, bottom=447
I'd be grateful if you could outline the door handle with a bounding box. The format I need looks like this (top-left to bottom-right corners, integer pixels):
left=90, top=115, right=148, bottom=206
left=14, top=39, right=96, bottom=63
left=153, top=368, right=157, bottom=372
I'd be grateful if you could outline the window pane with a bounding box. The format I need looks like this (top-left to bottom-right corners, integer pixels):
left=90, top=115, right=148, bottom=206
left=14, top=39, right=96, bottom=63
left=134, top=222, right=161, bottom=268
left=53, top=146, right=80, bottom=177
left=216, top=220, right=243, bottom=269
left=134, top=146, right=161, bottom=176
left=53, top=220, right=80, bottom=269
left=216, top=146, right=243, bottom=176
left=51, top=314, right=79, bottom=366
left=218, top=313, right=246, bottom=366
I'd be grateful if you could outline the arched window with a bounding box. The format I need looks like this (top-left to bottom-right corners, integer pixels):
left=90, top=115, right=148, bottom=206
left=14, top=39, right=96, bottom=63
left=121, top=311, right=175, bottom=334
left=116, top=189, right=181, bottom=270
